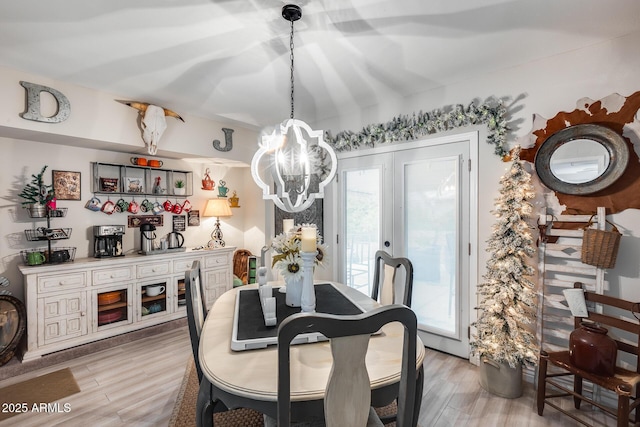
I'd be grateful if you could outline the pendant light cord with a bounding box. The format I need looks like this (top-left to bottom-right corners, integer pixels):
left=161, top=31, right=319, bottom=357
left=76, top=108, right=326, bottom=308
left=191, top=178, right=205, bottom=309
left=289, top=18, right=295, bottom=120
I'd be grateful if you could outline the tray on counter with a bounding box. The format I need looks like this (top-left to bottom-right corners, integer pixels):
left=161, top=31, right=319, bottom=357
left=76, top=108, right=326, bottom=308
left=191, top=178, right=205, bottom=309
left=137, top=247, right=187, bottom=256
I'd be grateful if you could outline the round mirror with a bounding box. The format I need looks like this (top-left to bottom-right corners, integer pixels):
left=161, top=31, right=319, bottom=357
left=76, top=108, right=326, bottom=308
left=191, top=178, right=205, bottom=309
left=535, top=124, right=629, bottom=195
left=0, top=295, right=26, bottom=366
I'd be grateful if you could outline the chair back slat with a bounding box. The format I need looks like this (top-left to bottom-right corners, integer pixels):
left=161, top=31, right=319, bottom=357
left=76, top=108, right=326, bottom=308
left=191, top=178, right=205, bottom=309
left=371, top=250, right=414, bottom=307
left=324, top=334, right=371, bottom=427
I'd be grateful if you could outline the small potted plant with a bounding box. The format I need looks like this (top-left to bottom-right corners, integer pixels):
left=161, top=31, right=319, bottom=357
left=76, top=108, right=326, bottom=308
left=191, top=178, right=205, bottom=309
left=174, top=179, right=186, bottom=196
left=19, top=166, right=55, bottom=217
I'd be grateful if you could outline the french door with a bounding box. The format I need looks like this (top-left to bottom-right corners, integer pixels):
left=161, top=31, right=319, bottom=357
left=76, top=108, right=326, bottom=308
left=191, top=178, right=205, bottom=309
left=338, top=132, right=476, bottom=359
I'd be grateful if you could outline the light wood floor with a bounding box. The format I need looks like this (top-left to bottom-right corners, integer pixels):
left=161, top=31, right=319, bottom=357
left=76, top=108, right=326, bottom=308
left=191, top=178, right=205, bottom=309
left=0, top=326, right=619, bottom=426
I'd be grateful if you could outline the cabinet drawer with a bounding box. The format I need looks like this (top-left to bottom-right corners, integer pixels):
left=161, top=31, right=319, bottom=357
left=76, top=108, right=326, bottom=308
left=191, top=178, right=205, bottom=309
left=38, top=272, right=87, bottom=293
left=173, top=258, right=201, bottom=274
left=204, top=254, right=228, bottom=269
left=93, top=266, right=133, bottom=285
left=137, top=261, right=171, bottom=278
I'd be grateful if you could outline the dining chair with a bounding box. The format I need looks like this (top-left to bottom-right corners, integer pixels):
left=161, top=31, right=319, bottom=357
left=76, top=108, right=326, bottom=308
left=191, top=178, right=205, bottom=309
left=277, top=304, right=422, bottom=427
left=371, top=250, right=414, bottom=308
left=186, top=260, right=259, bottom=427
left=233, top=249, right=253, bottom=285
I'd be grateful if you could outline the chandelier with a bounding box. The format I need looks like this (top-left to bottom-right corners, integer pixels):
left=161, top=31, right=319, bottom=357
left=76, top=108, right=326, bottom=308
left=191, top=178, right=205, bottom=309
left=250, top=4, right=337, bottom=213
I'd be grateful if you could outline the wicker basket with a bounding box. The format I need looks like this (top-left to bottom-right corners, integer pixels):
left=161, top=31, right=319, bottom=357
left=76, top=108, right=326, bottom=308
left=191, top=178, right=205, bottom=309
left=581, top=216, right=621, bottom=269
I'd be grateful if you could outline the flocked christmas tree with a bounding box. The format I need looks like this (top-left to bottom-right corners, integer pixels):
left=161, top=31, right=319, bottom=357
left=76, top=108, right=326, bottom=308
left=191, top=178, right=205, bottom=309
left=471, top=146, right=539, bottom=368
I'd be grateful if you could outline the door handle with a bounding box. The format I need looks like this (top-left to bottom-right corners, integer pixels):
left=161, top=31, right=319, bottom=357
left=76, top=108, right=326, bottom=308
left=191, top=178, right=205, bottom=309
left=384, top=241, right=390, bottom=248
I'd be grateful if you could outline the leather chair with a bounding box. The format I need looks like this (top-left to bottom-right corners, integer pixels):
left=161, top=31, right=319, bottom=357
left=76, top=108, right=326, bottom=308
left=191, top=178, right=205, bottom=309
left=277, top=305, right=423, bottom=427
left=371, top=250, right=414, bottom=307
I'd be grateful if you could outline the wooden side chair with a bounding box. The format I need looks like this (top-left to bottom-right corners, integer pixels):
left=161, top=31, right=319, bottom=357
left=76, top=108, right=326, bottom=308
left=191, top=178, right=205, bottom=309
left=371, top=250, right=414, bottom=307
left=537, top=282, right=640, bottom=426
left=233, top=249, right=253, bottom=285
left=277, top=305, right=422, bottom=427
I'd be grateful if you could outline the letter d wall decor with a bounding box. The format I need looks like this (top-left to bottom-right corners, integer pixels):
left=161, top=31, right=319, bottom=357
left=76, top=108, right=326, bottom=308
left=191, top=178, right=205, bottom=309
left=20, top=81, right=71, bottom=123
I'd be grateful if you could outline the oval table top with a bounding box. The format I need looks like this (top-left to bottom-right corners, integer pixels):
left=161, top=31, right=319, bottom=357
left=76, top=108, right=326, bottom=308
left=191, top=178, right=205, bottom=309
left=199, top=281, right=425, bottom=403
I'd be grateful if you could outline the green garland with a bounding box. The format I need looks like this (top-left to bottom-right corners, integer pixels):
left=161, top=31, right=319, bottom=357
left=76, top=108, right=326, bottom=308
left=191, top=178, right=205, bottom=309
left=325, top=100, right=509, bottom=157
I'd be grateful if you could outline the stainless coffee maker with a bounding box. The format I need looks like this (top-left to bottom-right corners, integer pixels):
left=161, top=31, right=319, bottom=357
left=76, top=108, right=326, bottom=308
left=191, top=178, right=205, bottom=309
left=94, top=225, right=125, bottom=258
left=140, top=223, right=157, bottom=254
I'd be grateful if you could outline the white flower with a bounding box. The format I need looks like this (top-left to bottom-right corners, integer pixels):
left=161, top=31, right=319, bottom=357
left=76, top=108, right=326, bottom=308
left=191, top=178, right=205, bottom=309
left=315, top=242, right=330, bottom=268
left=278, top=253, right=303, bottom=281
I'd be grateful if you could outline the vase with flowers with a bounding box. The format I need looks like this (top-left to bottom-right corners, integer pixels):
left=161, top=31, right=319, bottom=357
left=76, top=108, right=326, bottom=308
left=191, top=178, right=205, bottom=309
left=271, top=223, right=328, bottom=307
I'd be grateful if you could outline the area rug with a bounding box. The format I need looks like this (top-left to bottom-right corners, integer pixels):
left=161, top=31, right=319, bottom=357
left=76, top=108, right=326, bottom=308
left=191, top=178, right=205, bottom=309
left=169, top=359, right=397, bottom=426
left=168, top=359, right=264, bottom=427
left=0, top=367, right=80, bottom=421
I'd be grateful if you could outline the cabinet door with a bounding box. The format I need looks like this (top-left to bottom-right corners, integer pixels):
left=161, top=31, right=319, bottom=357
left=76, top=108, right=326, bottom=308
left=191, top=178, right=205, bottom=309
left=138, top=278, right=171, bottom=321
left=94, top=284, right=133, bottom=332
left=203, top=267, right=231, bottom=309
left=38, top=293, right=88, bottom=346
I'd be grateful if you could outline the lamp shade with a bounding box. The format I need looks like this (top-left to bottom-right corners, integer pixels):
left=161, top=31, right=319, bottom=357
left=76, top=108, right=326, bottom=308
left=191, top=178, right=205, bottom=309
left=203, top=198, right=232, bottom=218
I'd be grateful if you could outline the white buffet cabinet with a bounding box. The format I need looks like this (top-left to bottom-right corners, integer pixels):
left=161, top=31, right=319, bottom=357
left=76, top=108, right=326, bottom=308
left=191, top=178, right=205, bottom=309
left=19, top=247, right=235, bottom=360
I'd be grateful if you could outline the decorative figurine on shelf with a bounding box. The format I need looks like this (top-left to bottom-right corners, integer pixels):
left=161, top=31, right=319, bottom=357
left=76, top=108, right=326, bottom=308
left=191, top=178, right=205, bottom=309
left=217, top=180, right=229, bottom=198
left=153, top=176, right=163, bottom=194
left=202, top=168, right=215, bottom=191
left=229, top=190, right=240, bottom=208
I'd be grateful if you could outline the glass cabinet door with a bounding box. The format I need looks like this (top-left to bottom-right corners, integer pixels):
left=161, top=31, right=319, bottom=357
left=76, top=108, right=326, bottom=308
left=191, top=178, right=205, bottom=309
left=139, top=280, right=169, bottom=320
left=95, top=285, right=132, bottom=331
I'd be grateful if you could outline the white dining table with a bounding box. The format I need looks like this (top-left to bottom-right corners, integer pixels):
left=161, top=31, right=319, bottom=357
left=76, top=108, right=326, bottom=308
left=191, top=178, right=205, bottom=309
left=197, top=281, right=425, bottom=425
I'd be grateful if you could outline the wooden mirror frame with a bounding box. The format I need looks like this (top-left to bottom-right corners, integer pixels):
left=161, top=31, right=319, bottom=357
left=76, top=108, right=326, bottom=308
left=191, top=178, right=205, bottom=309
left=0, top=295, right=27, bottom=366
left=534, top=124, right=629, bottom=195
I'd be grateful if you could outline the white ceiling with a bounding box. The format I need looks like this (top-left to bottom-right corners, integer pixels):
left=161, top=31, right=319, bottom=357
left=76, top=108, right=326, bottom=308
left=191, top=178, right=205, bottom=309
left=1, top=0, right=639, bottom=130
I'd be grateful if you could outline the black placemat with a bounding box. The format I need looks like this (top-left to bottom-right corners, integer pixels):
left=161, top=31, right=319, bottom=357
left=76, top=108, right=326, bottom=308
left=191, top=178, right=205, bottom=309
left=236, top=283, right=362, bottom=341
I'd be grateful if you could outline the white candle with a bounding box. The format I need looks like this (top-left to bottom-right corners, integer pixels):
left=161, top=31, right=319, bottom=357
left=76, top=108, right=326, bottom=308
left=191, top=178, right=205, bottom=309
left=539, top=214, right=547, bottom=225
left=301, top=226, right=316, bottom=252
left=283, top=219, right=294, bottom=234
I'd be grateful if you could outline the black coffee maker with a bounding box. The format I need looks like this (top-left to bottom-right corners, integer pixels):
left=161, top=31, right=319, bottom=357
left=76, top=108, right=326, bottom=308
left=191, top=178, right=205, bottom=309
left=94, top=225, right=125, bottom=258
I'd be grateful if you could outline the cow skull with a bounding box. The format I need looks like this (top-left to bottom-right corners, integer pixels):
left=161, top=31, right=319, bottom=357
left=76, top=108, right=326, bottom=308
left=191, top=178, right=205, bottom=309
left=120, top=101, right=184, bottom=155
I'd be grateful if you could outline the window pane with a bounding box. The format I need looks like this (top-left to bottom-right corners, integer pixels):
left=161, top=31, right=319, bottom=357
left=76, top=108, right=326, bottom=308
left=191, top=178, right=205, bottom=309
left=405, top=157, right=459, bottom=336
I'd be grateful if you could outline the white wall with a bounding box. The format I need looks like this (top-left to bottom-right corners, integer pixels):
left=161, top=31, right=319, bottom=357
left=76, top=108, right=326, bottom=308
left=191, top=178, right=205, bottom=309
left=0, top=137, right=269, bottom=300
left=317, top=31, right=640, bottom=301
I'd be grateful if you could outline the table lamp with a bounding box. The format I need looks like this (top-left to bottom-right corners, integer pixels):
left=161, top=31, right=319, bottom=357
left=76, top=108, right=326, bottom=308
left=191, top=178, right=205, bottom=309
left=203, top=198, right=232, bottom=248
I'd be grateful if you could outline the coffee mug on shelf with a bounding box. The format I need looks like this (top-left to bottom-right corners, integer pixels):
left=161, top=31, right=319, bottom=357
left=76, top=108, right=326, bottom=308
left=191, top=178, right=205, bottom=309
left=146, top=285, right=165, bottom=297
left=49, top=249, right=70, bottom=263
left=182, top=199, right=192, bottom=212
left=26, top=251, right=45, bottom=266
left=128, top=200, right=140, bottom=214
left=152, top=202, right=164, bottom=215
left=172, top=203, right=183, bottom=214
left=148, top=159, right=163, bottom=168
left=163, top=200, right=173, bottom=212
left=101, top=200, right=115, bottom=215
left=115, top=198, right=129, bottom=213
left=131, top=157, right=148, bottom=166
left=85, top=196, right=102, bottom=212
left=140, top=199, right=153, bottom=213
